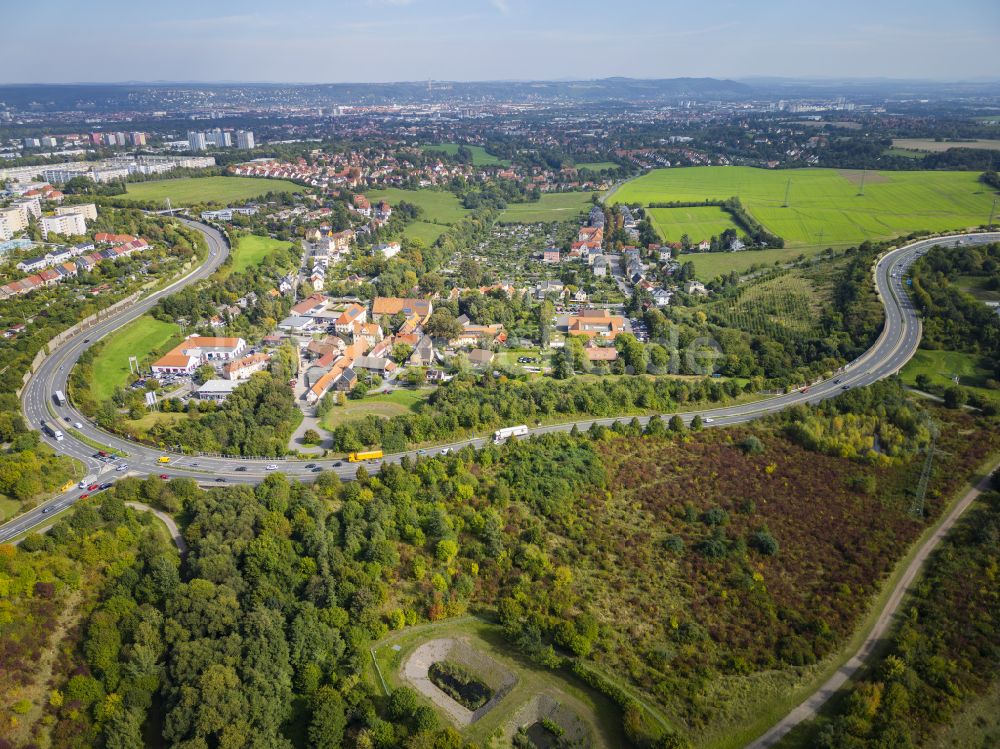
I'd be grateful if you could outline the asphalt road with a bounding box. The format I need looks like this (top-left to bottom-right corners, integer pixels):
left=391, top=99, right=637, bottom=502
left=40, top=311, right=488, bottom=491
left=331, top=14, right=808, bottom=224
left=2, top=229, right=998, bottom=544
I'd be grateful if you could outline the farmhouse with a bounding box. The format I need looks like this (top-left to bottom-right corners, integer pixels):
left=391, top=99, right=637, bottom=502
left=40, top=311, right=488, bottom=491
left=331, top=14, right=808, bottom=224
left=372, top=296, right=433, bottom=323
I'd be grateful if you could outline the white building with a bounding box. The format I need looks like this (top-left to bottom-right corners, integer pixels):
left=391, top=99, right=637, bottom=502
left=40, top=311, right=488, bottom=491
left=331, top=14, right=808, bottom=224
left=187, top=131, right=207, bottom=151
left=236, top=130, right=255, bottom=150
left=40, top=213, right=87, bottom=239
left=56, top=203, right=97, bottom=221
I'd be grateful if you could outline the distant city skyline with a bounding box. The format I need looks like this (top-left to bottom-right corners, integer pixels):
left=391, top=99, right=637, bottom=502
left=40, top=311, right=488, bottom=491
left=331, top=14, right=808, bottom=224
left=3, top=0, right=999, bottom=84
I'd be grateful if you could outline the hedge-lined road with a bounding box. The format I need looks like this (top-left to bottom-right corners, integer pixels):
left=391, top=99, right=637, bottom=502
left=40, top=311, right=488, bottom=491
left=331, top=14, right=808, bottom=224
left=2, top=229, right=998, bottom=546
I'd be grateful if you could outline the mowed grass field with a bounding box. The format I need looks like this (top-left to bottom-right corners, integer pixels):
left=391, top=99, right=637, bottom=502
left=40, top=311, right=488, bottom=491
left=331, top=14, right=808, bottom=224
left=499, top=191, right=598, bottom=223
left=648, top=206, right=741, bottom=243
left=575, top=161, right=620, bottom=172
left=230, top=234, right=292, bottom=274
left=900, top=348, right=1000, bottom=407
left=119, top=176, right=302, bottom=206
left=614, top=167, right=996, bottom=249
left=421, top=143, right=510, bottom=166
left=366, top=188, right=471, bottom=225
left=90, top=315, right=180, bottom=401
left=321, top=388, right=432, bottom=430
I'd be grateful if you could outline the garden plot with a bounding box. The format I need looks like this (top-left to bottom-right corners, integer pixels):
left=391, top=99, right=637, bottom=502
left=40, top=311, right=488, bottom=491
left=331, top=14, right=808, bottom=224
left=402, top=637, right=517, bottom=727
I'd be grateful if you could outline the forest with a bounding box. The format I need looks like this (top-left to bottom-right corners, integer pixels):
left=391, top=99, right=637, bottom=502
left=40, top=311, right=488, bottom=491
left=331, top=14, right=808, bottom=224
left=4, top=379, right=998, bottom=749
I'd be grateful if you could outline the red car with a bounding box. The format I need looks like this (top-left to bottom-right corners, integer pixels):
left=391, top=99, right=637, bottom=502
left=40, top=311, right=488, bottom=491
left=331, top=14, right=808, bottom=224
left=79, top=493, right=90, bottom=499
left=159, top=474, right=169, bottom=480
left=87, top=483, right=99, bottom=491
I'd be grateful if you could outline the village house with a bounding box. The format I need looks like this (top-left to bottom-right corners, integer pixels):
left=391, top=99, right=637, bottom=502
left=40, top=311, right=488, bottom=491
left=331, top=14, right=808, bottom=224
left=222, top=352, right=271, bottom=380
left=567, top=309, right=626, bottom=340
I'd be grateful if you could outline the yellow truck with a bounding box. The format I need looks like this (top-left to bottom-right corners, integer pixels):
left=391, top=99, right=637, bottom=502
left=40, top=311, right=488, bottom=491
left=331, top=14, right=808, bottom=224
left=158, top=456, right=171, bottom=464
left=61, top=480, right=77, bottom=492
left=348, top=449, right=383, bottom=463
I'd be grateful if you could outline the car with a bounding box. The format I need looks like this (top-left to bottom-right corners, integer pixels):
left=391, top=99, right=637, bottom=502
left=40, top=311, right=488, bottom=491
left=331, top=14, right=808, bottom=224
left=841, top=384, right=850, bottom=390
left=116, top=464, right=128, bottom=471
left=266, top=464, right=278, bottom=471
left=235, top=466, right=247, bottom=472
left=99, top=482, right=112, bottom=490
left=98, top=450, right=109, bottom=457
left=305, top=463, right=316, bottom=469
left=87, top=483, right=99, bottom=491
left=312, top=467, right=323, bottom=472
left=215, top=478, right=226, bottom=482
left=158, top=474, right=169, bottom=480
left=334, top=461, right=343, bottom=467
left=74, top=422, right=83, bottom=429
left=79, top=493, right=90, bottom=500
left=191, top=462, right=199, bottom=467
left=64, top=416, right=72, bottom=422
left=42, top=506, right=52, bottom=514
left=833, top=378, right=841, bottom=384
left=704, top=417, right=714, bottom=424
left=78, top=480, right=87, bottom=489
left=417, top=449, right=427, bottom=454
left=83, top=338, right=90, bottom=343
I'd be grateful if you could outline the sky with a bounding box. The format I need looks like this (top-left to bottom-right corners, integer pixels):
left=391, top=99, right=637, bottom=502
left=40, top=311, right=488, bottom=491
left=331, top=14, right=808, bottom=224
left=3, top=0, right=999, bottom=84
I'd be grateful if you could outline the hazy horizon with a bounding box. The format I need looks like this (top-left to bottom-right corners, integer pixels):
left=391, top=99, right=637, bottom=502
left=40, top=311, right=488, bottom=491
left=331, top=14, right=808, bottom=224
left=4, top=0, right=998, bottom=85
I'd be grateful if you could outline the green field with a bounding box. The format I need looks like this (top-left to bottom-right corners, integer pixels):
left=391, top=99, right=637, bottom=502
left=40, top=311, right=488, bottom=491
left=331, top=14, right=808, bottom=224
left=648, top=206, right=741, bottom=243
left=90, top=315, right=180, bottom=401
left=401, top=220, right=449, bottom=245
left=614, top=166, right=996, bottom=247
left=955, top=274, right=1000, bottom=302
left=421, top=143, right=510, bottom=166
left=366, top=188, right=471, bottom=225
left=119, top=176, right=302, bottom=206
left=575, top=162, right=620, bottom=172
left=499, top=192, right=598, bottom=223
left=321, top=388, right=432, bottom=430
left=230, top=234, right=292, bottom=274
left=901, top=348, right=1000, bottom=407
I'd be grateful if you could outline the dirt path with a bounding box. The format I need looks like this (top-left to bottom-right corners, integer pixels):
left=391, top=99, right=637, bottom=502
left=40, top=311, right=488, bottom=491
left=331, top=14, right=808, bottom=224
left=746, top=462, right=1000, bottom=747
left=126, top=501, right=187, bottom=554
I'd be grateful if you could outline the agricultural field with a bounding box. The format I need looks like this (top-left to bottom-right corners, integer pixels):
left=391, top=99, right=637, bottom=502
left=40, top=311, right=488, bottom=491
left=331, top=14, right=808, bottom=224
left=229, top=234, right=292, bottom=274
left=647, top=205, right=741, bottom=244
left=613, top=167, right=997, bottom=274
left=87, top=314, right=180, bottom=401
left=421, top=143, right=510, bottom=166
left=118, top=176, right=302, bottom=206
left=891, top=137, right=1000, bottom=152
left=708, top=270, right=825, bottom=341
left=321, top=388, right=432, bottom=430
left=685, top=246, right=819, bottom=280
left=366, top=187, right=471, bottom=225
left=499, top=192, right=598, bottom=223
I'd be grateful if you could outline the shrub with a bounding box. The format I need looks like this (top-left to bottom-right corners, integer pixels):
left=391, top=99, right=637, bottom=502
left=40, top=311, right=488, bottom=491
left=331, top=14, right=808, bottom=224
left=738, top=435, right=765, bottom=455
left=750, top=527, right=779, bottom=556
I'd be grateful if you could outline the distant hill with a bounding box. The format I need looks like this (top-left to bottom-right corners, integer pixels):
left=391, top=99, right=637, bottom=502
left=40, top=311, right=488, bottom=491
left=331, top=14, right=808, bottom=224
left=0, top=77, right=752, bottom=112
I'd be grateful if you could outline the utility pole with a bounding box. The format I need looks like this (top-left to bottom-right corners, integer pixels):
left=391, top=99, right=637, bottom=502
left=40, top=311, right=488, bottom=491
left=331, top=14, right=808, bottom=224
left=989, top=197, right=998, bottom=230
left=858, top=168, right=867, bottom=196
left=783, top=178, right=792, bottom=208
left=165, top=197, right=172, bottom=215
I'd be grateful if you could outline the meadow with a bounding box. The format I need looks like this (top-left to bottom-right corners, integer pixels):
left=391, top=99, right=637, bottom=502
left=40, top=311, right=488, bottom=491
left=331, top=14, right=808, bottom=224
left=421, top=143, right=510, bottom=166
left=229, top=234, right=292, bottom=274
left=648, top=205, right=741, bottom=244
left=89, top=315, right=180, bottom=401
left=613, top=167, right=997, bottom=275
left=891, top=138, right=1000, bottom=152
left=900, top=348, right=1000, bottom=406
left=499, top=191, right=598, bottom=223
left=365, top=187, right=471, bottom=225
left=118, top=176, right=302, bottom=206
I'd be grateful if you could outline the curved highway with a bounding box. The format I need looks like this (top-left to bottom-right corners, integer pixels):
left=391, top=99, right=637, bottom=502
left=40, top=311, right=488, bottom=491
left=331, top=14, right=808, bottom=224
left=2, top=230, right=998, bottom=543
